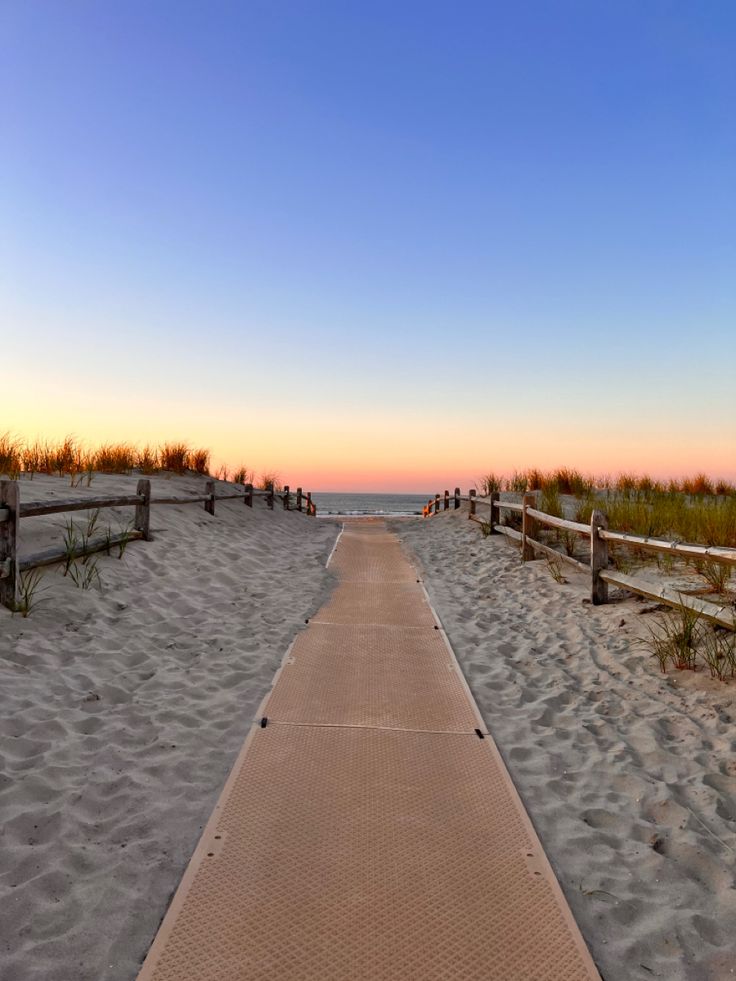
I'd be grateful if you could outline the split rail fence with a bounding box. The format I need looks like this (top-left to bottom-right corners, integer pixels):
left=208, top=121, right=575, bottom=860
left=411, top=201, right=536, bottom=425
left=0, top=479, right=316, bottom=610
left=423, top=488, right=736, bottom=631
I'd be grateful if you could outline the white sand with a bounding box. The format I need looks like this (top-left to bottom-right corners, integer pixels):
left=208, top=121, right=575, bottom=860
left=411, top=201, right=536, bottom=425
left=1, top=474, right=338, bottom=981
left=393, top=508, right=736, bottom=981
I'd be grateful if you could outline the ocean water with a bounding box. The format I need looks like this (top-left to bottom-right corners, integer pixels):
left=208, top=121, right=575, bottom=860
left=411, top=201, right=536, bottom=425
left=311, top=492, right=432, bottom=517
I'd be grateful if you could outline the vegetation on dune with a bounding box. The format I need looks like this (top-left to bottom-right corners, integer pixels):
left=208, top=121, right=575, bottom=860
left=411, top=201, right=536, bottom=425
left=258, top=472, right=282, bottom=493
left=0, top=434, right=224, bottom=481
left=476, top=465, right=736, bottom=549
left=641, top=605, right=736, bottom=681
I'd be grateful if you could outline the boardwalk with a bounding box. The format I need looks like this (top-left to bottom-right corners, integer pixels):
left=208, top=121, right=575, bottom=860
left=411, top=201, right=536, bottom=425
left=138, top=521, right=600, bottom=980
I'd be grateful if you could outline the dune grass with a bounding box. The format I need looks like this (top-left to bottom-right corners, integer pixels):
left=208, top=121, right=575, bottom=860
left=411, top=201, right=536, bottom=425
left=480, top=465, right=736, bottom=550
left=258, top=472, right=282, bottom=493
left=0, top=434, right=218, bottom=480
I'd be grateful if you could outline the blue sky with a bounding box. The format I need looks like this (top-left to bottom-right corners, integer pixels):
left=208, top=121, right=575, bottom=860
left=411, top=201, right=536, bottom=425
left=3, top=1, right=735, bottom=488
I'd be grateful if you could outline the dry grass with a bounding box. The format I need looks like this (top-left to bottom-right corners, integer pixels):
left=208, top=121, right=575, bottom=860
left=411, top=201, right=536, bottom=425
left=258, top=472, right=282, bottom=493
left=482, top=466, right=735, bottom=501
left=477, top=473, right=502, bottom=494
left=159, top=442, right=191, bottom=473
left=1, top=436, right=224, bottom=480
left=0, top=434, right=22, bottom=477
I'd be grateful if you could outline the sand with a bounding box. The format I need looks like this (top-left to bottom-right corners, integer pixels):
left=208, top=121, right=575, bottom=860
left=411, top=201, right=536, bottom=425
left=392, top=508, right=736, bottom=981
left=0, top=474, right=338, bottom=981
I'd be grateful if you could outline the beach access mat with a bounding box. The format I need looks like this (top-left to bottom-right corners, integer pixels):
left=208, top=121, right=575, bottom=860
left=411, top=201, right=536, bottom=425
left=137, top=521, right=600, bottom=981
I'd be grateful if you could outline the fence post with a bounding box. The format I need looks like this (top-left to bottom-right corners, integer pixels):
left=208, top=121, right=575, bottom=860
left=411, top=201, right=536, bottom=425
left=205, top=480, right=215, bottom=515
left=306, top=492, right=312, bottom=516
left=443, top=490, right=449, bottom=510
left=468, top=489, right=476, bottom=517
left=283, top=485, right=290, bottom=510
left=296, top=487, right=302, bottom=512
left=489, top=491, right=499, bottom=533
left=244, top=483, right=253, bottom=507
left=434, top=493, right=441, bottom=515
left=522, top=492, right=536, bottom=560
left=591, top=509, right=609, bottom=605
left=454, top=487, right=460, bottom=509
left=134, top=478, right=152, bottom=541
left=0, top=480, right=19, bottom=610
left=267, top=486, right=274, bottom=510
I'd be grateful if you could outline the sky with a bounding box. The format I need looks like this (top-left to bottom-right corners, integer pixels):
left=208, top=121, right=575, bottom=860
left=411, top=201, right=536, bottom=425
left=3, top=1, right=735, bottom=492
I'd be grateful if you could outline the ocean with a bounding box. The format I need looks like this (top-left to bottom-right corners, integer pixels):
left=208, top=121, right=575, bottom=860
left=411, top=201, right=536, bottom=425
left=311, top=492, right=432, bottom=517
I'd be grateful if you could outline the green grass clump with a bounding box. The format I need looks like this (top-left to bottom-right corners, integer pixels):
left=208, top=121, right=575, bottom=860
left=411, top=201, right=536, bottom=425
left=539, top=484, right=563, bottom=519
left=13, top=569, right=46, bottom=617
left=642, top=604, right=704, bottom=673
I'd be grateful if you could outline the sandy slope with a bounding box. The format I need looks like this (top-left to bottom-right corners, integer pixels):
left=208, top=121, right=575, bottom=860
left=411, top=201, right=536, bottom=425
left=1, top=474, right=338, bottom=981
left=393, top=509, right=736, bottom=981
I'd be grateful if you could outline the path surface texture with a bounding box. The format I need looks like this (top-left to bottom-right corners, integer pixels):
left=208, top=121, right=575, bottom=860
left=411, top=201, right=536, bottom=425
left=137, top=521, right=600, bottom=981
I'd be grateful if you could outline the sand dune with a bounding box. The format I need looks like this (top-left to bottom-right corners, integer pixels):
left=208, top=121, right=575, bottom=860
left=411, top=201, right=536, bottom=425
left=1, top=474, right=338, bottom=981
left=393, top=509, right=736, bottom=981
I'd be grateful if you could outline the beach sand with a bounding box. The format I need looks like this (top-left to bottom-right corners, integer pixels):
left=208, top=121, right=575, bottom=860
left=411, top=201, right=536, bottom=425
left=393, top=508, right=736, bottom=981
left=1, top=474, right=338, bottom=981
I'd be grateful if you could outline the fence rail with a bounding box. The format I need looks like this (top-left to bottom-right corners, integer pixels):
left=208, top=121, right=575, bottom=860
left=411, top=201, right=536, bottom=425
left=423, top=487, right=736, bottom=630
left=0, top=478, right=317, bottom=610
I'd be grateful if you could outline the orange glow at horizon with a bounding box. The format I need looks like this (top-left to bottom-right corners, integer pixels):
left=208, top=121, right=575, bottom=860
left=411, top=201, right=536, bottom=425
left=7, top=392, right=735, bottom=493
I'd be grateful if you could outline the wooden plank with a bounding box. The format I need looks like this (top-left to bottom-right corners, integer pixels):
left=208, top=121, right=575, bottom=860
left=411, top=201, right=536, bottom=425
left=489, top=492, right=499, bottom=533
left=600, top=530, right=736, bottom=567
left=526, top=508, right=590, bottom=536
left=494, top=524, right=522, bottom=543
left=522, top=493, right=536, bottom=561
left=600, top=570, right=736, bottom=630
left=135, top=479, right=152, bottom=542
left=526, top=537, right=590, bottom=573
left=151, top=495, right=210, bottom=505
left=496, top=501, right=523, bottom=513
left=590, top=510, right=608, bottom=605
left=18, top=530, right=143, bottom=572
left=205, top=480, right=215, bottom=515
left=20, top=495, right=142, bottom=517
left=0, top=481, right=19, bottom=608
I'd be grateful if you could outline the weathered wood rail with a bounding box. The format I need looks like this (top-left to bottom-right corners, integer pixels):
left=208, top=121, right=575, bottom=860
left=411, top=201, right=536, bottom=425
left=0, top=478, right=317, bottom=610
left=422, top=487, right=736, bottom=630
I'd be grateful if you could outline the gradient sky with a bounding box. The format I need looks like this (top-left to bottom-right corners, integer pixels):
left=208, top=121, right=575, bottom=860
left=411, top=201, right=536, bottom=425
left=3, top=1, right=735, bottom=491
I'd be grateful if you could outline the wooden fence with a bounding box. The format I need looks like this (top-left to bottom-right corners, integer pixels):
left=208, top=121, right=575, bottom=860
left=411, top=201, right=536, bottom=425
left=423, top=488, right=736, bottom=630
left=0, top=479, right=316, bottom=610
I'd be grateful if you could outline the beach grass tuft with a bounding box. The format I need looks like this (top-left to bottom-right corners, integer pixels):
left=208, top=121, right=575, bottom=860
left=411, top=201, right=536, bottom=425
left=259, top=472, right=282, bottom=493
left=13, top=568, right=46, bottom=617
